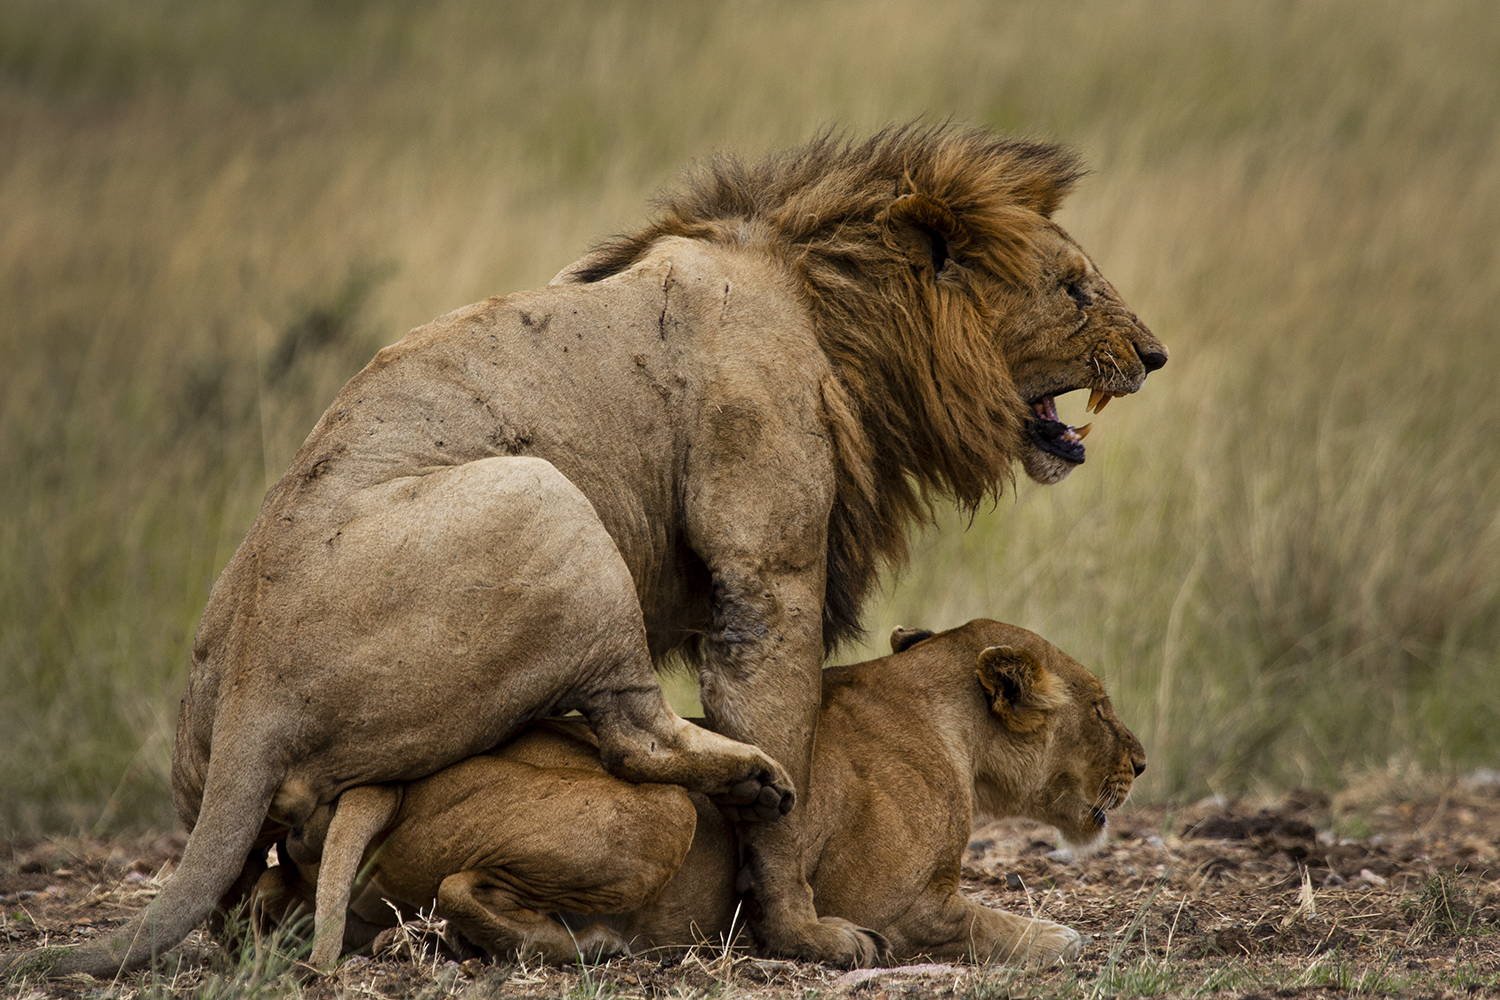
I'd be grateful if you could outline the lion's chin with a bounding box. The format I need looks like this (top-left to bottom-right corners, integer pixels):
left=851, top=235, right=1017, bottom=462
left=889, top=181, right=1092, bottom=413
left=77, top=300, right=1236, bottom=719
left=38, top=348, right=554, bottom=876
left=1022, top=398, right=1088, bottom=484
left=1021, top=444, right=1080, bottom=485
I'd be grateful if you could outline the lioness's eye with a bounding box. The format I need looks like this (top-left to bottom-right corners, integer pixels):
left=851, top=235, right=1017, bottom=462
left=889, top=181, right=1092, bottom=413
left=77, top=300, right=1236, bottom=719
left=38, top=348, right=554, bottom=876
left=1066, top=281, right=1090, bottom=306
left=1094, top=703, right=1107, bottom=721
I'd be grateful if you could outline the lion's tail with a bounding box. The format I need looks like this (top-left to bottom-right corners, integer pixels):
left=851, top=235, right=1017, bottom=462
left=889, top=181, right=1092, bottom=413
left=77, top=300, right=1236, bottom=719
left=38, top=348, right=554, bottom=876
left=2, top=729, right=282, bottom=981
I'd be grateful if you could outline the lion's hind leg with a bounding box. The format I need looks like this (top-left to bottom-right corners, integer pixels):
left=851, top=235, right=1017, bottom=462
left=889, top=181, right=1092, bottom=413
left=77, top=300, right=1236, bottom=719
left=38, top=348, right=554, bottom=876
left=585, top=683, right=797, bottom=823
left=347, top=454, right=794, bottom=823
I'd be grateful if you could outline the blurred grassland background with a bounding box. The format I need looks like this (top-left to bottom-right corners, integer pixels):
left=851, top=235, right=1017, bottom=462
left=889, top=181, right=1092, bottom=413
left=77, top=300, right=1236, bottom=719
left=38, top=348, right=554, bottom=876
left=2, top=0, right=1497, bottom=835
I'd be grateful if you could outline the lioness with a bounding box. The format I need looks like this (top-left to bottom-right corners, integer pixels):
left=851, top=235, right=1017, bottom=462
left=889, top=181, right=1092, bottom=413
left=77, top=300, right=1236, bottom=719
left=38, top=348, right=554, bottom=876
left=4, top=124, right=1165, bottom=977
left=261, top=620, right=1145, bottom=967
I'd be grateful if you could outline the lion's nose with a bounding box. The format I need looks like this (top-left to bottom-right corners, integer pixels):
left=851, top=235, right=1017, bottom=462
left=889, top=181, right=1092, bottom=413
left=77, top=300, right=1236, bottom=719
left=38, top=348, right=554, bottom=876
left=1132, top=758, right=1147, bottom=777
left=1136, top=346, right=1167, bottom=373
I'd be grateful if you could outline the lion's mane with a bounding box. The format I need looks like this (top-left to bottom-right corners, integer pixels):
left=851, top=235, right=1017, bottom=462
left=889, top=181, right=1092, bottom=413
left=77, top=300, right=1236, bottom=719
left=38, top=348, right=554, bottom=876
left=574, top=124, right=1086, bottom=648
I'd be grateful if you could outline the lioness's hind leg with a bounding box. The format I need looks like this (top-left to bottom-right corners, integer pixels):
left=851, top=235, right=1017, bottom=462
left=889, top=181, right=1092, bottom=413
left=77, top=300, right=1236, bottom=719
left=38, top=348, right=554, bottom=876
left=436, top=870, right=629, bottom=965
left=1029, top=919, right=1083, bottom=963
left=250, top=863, right=313, bottom=942
left=430, top=778, right=696, bottom=964
left=996, top=915, right=1082, bottom=964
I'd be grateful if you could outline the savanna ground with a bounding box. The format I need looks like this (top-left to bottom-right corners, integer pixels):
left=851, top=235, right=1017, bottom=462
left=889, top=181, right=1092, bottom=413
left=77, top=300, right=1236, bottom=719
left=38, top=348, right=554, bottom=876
left=5, top=771, right=1500, bottom=998
left=3, top=1, right=1498, bottom=996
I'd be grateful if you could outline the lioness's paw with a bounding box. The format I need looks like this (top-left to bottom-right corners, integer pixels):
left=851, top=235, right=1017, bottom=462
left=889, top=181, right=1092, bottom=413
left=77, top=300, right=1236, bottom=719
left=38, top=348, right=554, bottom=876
left=1014, top=919, right=1082, bottom=964
left=565, top=924, right=631, bottom=964
left=761, top=916, right=889, bottom=969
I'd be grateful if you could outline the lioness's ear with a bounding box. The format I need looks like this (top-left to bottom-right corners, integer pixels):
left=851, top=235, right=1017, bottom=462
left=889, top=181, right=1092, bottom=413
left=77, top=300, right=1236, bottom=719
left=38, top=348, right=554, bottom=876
left=889, top=626, right=935, bottom=654
left=881, top=193, right=967, bottom=275
left=976, top=645, right=1066, bottom=733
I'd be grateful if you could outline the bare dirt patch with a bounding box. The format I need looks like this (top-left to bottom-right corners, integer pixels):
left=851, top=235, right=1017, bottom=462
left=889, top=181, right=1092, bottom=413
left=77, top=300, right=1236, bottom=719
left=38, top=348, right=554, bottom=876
left=5, top=775, right=1499, bottom=998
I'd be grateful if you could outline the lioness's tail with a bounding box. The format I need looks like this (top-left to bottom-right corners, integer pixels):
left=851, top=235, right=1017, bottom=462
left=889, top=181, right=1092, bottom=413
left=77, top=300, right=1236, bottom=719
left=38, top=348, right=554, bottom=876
left=1, top=747, right=282, bottom=981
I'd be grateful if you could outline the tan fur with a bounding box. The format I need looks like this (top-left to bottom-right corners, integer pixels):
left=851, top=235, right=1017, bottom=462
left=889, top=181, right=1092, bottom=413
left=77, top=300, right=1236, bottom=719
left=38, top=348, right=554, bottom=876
left=5, top=460, right=792, bottom=978
left=2, top=123, right=1164, bottom=978
left=261, top=620, right=1146, bottom=967
left=566, top=125, right=1166, bottom=641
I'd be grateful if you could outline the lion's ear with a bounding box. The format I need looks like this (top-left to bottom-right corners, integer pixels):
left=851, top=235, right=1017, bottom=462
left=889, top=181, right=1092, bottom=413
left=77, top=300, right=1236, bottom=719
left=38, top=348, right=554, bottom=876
left=1010, top=173, right=1075, bottom=219
left=976, top=645, right=1066, bottom=733
left=1005, top=144, right=1086, bottom=218
left=881, top=193, right=967, bottom=275
left=889, top=626, right=935, bottom=654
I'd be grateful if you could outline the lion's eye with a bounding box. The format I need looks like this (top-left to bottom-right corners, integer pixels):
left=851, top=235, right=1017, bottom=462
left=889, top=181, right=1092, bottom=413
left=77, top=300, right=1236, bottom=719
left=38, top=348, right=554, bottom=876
left=1094, top=702, right=1107, bottom=721
left=1066, top=281, right=1090, bottom=306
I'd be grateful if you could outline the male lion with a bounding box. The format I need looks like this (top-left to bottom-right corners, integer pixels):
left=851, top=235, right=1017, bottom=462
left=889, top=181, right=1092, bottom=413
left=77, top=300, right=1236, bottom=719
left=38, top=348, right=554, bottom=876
left=259, top=619, right=1146, bottom=968
left=3, top=123, right=1165, bottom=978
left=4, top=459, right=792, bottom=980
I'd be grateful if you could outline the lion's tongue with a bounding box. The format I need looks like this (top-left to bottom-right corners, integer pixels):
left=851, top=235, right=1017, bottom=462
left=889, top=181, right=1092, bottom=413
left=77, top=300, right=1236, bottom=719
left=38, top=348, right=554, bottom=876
left=1032, top=397, right=1091, bottom=443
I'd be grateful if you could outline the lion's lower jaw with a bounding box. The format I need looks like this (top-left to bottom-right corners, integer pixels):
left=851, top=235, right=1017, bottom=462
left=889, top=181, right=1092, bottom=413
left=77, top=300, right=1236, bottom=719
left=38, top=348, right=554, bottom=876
left=1020, top=447, right=1078, bottom=485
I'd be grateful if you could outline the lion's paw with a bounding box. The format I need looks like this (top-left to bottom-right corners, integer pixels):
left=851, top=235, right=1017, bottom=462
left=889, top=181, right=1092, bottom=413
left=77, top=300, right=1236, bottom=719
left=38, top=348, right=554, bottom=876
left=637, top=726, right=796, bottom=821
left=761, top=916, right=890, bottom=969
left=713, top=766, right=796, bottom=823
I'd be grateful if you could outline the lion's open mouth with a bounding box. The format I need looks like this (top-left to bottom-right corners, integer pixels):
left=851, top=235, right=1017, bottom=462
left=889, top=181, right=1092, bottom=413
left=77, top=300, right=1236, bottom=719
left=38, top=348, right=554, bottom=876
left=1027, top=396, right=1085, bottom=464
left=1027, top=388, right=1122, bottom=466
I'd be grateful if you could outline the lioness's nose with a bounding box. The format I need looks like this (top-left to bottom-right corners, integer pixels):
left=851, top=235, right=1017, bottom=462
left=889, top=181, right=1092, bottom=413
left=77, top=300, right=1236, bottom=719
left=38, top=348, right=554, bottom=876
left=1132, top=758, right=1147, bottom=777
left=1136, top=346, right=1167, bottom=372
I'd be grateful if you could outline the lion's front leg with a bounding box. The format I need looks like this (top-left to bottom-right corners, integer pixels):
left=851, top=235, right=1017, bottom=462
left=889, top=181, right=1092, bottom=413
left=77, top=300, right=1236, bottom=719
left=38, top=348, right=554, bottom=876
left=696, top=568, right=887, bottom=968
left=680, top=391, right=882, bottom=967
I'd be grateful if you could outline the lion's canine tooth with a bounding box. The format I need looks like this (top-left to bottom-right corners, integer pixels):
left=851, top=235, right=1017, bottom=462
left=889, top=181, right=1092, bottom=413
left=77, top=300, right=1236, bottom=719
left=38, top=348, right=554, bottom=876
left=1075, top=422, right=1092, bottom=439
left=1093, top=393, right=1111, bottom=414
left=1087, top=388, right=1105, bottom=413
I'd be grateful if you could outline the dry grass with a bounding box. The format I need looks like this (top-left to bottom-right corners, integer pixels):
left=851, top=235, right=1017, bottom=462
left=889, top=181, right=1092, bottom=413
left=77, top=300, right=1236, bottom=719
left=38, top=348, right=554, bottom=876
left=2, top=0, right=1498, bottom=834
left=7, top=782, right=1500, bottom=998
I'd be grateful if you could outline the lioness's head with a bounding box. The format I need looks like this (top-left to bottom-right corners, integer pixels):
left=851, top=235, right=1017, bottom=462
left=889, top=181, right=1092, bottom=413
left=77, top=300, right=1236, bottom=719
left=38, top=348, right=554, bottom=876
left=891, top=621, right=1145, bottom=853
